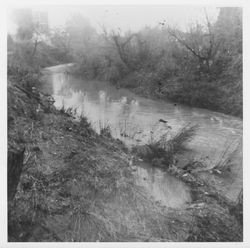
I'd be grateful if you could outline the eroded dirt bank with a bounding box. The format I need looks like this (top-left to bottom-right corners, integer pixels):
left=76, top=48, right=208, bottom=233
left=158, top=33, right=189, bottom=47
left=8, top=73, right=242, bottom=242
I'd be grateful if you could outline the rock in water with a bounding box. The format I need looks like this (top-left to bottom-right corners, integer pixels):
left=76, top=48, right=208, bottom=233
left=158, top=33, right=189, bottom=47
left=159, top=119, right=167, bottom=123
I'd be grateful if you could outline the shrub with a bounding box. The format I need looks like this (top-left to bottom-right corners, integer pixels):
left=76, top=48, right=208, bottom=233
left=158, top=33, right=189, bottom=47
left=134, top=124, right=198, bottom=168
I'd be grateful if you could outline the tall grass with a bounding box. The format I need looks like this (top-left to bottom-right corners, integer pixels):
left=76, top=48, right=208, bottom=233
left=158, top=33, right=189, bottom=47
left=99, top=121, right=112, bottom=138
left=134, top=124, right=198, bottom=168
left=153, top=124, right=198, bottom=154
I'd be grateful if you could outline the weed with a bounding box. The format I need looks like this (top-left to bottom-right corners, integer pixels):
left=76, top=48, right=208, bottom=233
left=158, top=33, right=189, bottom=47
left=118, top=119, right=141, bottom=139
left=99, top=121, right=112, bottom=138
left=212, top=140, right=241, bottom=174
left=59, top=105, right=72, bottom=116
left=79, top=114, right=93, bottom=137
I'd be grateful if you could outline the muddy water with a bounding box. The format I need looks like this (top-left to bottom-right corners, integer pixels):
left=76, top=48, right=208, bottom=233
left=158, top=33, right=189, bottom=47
left=134, top=162, right=191, bottom=208
left=42, top=64, right=243, bottom=204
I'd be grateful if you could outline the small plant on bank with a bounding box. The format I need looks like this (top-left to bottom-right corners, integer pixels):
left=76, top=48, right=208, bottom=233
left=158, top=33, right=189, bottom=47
left=58, top=105, right=93, bottom=137
left=59, top=105, right=74, bottom=116
left=134, top=124, right=198, bottom=169
left=99, top=121, right=112, bottom=138
left=78, top=114, right=93, bottom=138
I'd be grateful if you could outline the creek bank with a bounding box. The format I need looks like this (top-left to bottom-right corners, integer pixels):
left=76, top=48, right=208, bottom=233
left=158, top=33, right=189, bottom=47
left=131, top=142, right=243, bottom=240
left=8, top=71, right=242, bottom=241
left=8, top=74, right=187, bottom=241
left=71, top=63, right=242, bottom=118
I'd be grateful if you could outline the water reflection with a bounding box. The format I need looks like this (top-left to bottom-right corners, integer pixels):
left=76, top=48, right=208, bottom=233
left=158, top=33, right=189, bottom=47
left=49, top=70, right=242, bottom=161
left=135, top=163, right=191, bottom=208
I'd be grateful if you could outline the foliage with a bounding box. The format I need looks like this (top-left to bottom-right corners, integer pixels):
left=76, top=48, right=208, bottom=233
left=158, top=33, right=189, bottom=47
left=8, top=8, right=242, bottom=117
left=8, top=10, right=72, bottom=75
left=68, top=8, right=242, bottom=117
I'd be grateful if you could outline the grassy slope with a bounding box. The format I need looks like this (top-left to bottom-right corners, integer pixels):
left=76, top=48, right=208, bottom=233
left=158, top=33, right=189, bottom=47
left=8, top=77, right=242, bottom=242
left=7, top=79, right=189, bottom=241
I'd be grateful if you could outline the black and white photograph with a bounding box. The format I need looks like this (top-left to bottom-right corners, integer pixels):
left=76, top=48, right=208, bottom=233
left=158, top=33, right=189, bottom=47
left=2, top=1, right=248, bottom=246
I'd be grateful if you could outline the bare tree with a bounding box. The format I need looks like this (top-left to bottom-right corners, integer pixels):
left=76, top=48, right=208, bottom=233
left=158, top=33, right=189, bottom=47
left=110, top=31, right=139, bottom=71
left=167, top=12, right=221, bottom=74
left=31, top=25, right=43, bottom=58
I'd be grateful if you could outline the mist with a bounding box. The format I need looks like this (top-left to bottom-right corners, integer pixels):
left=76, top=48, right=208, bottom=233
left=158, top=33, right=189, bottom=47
left=8, top=5, right=219, bottom=35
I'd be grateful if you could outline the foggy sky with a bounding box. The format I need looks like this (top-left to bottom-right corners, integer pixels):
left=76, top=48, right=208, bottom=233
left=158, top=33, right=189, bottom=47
left=9, top=5, right=220, bottom=34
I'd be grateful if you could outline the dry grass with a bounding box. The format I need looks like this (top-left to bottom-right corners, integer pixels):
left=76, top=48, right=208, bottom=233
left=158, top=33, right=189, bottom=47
left=212, top=140, right=241, bottom=174
left=8, top=99, right=181, bottom=241
left=186, top=201, right=242, bottom=242
left=9, top=140, right=186, bottom=241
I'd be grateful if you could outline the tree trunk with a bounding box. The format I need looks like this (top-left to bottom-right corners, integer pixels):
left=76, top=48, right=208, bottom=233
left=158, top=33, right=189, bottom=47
left=31, top=39, right=39, bottom=58
left=8, top=148, right=25, bottom=203
left=112, top=35, right=136, bottom=71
